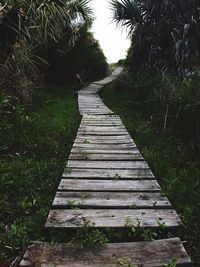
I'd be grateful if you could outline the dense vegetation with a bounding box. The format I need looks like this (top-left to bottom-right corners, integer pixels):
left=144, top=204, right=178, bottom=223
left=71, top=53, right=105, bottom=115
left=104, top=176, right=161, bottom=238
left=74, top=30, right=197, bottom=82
left=111, top=0, right=200, bottom=75
left=1, top=0, right=200, bottom=266
left=107, top=0, right=200, bottom=265
left=101, top=70, right=200, bottom=265
left=0, top=86, right=80, bottom=265
left=0, top=0, right=108, bottom=101
left=0, top=0, right=108, bottom=265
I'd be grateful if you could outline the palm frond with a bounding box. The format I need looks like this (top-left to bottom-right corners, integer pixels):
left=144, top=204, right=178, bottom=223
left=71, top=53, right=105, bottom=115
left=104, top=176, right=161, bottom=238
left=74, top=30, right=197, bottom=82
left=110, top=0, right=142, bottom=35
left=4, top=0, right=92, bottom=46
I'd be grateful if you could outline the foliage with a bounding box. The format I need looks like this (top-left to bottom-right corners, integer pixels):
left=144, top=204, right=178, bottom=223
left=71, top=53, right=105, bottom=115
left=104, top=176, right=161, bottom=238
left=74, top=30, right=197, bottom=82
left=0, top=86, right=80, bottom=262
left=164, top=257, right=177, bottom=267
left=72, top=219, right=109, bottom=247
left=0, top=0, right=92, bottom=100
left=111, top=0, right=200, bottom=75
left=46, top=30, right=108, bottom=84
left=113, top=257, right=134, bottom=267
left=101, top=70, right=200, bottom=265
left=1, top=0, right=92, bottom=47
left=107, top=70, right=200, bottom=149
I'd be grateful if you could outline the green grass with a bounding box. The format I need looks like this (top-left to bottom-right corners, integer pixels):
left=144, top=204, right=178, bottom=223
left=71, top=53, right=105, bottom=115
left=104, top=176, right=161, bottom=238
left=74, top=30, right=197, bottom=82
left=101, top=73, right=200, bottom=266
left=0, top=85, right=80, bottom=262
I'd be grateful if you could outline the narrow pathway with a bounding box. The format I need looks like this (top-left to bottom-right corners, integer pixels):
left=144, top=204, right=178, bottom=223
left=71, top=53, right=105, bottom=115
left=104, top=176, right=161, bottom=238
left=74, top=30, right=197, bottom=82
left=20, top=68, right=191, bottom=267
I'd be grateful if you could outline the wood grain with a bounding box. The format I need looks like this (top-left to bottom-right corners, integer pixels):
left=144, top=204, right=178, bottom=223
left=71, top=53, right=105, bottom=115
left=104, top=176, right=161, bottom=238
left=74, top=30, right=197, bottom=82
left=46, top=209, right=182, bottom=228
left=62, top=168, right=155, bottom=179
left=53, top=191, right=171, bottom=209
left=19, top=238, right=191, bottom=267
left=67, top=160, right=149, bottom=169
left=58, top=179, right=160, bottom=192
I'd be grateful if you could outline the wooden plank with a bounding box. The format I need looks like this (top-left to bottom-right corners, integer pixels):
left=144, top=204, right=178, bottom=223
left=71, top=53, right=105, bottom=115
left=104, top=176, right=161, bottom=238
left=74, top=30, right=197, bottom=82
left=82, top=119, right=122, bottom=123
left=53, top=192, right=171, bottom=209
left=82, top=116, right=121, bottom=119
left=78, top=126, right=127, bottom=131
left=80, top=112, right=114, bottom=115
left=67, top=160, right=149, bottom=169
left=79, top=110, right=113, bottom=113
left=69, top=153, right=143, bottom=160
left=76, top=135, right=134, bottom=144
left=74, top=139, right=135, bottom=144
left=73, top=146, right=136, bottom=151
left=62, top=168, right=155, bottom=179
left=79, top=108, right=112, bottom=111
left=19, top=238, right=191, bottom=267
left=72, top=144, right=137, bottom=149
left=80, top=108, right=112, bottom=111
left=80, top=122, right=124, bottom=126
left=78, top=130, right=128, bottom=135
left=71, top=147, right=140, bottom=155
left=71, top=148, right=140, bottom=154
left=82, top=115, right=121, bottom=119
left=58, top=179, right=160, bottom=192
left=77, top=131, right=128, bottom=136
left=74, top=135, right=136, bottom=144
left=77, top=132, right=129, bottom=136
left=45, top=209, right=182, bottom=228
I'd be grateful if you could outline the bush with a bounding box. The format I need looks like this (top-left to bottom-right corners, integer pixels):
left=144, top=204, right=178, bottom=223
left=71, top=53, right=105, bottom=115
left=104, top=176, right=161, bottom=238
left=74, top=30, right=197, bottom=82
left=110, top=69, right=200, bottom=151
left=46, top=31, right=108, bottom=84
left=0, top=86, right=80, bottom=261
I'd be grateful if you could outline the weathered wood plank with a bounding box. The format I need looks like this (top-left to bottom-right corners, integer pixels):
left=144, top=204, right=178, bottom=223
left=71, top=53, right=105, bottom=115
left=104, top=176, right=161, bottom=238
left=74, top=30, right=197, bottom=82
left=72, top=144, right=137, bottom=149
left=82, top=119, right=122, bottom=123
left=58, top=179, right=160, bottom=192
left=80, top=112, right=115, bottom=115
left=82, top=115, right=121, bottom=119
left=81, top=119, right=122, bottom=123
left=46, top=209, right=182, bottom=228
left=79, top=108, right=112, bottom=112
left=71, top=147, right=141, bottom=154
left=69, top=153, right=143, bottom=160
left=74, top=138, right=135, bottom=145
left=79, top=110, right=113, bottom=113
left=74, top=140, right=135, bottom=145
left=53, top=192, right=171, bottom=209
left=67, top=160, right=149, bottom=169
left=82, top=114, right=121, bottom=119
left=62, top=168, right=155, bottom=179
left=75, top=135, right=134, bottom=144
left=80, top=122, right=124, bottom=126
left=74, top=135, right=136, bottom=144
left=77, top=131, right=129, bottom=136
left=78, top=126, right=127, bottom=131
left=19, top=238, right=191, bottom=267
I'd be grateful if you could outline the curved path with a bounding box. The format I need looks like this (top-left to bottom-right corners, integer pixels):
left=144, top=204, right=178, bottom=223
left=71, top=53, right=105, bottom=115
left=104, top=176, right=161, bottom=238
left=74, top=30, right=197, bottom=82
left=20, top=68, right=191, bottom=267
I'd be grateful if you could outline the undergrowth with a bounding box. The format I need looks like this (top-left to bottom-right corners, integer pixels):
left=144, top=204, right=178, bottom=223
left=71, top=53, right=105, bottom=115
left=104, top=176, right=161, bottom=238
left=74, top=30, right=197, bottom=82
left=0, top=86, right=80, bottom=262
left=101, top=70, right=200, bottom=266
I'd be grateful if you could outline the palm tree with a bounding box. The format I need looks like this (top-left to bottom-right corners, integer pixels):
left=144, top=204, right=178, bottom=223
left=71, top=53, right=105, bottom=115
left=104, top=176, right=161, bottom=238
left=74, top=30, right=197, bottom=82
left=0, top=0, right=92, bottom=100
left=3, top=0, right=92, bottom=46
left=111, top=0, right=200, bottom=75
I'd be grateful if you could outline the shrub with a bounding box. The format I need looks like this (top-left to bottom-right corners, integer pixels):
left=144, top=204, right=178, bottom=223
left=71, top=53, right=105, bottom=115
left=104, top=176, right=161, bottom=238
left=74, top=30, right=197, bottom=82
left=46, top=30, right=108, bottom=84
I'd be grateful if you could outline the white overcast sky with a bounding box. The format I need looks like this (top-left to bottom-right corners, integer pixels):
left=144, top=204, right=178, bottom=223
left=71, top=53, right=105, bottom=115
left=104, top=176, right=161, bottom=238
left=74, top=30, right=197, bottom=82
left=90, top=0, right=130, bottom=63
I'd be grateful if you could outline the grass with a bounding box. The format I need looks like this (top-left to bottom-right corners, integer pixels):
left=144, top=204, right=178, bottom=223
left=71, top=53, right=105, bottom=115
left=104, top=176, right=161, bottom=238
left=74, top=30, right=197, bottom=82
left=0, top=85, right=81, bottom=263
left=101, top=72, right=200, bottom=266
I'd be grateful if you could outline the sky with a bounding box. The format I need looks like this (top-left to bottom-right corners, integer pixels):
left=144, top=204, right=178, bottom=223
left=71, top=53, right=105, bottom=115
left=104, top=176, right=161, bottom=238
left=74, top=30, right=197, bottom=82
left=90, top=0, right=130, bottom=63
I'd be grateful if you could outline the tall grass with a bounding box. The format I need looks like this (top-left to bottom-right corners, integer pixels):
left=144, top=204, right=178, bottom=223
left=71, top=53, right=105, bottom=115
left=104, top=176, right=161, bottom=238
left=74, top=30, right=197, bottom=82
left=101, top=70, right=200, bottom=265
left=0, top=86, right=80, bottom=262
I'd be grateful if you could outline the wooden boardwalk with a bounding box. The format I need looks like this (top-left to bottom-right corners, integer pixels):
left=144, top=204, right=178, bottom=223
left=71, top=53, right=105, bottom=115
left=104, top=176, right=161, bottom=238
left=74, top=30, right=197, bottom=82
left=20, top=68, right=191, bottom=266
